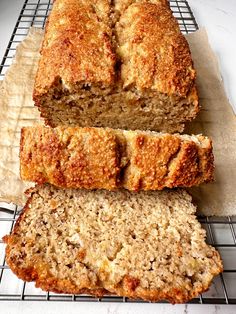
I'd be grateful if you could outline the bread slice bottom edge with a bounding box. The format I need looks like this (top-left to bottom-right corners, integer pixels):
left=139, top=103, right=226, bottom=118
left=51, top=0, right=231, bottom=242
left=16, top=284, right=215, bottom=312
left=4, top=185, right=223, bottom=303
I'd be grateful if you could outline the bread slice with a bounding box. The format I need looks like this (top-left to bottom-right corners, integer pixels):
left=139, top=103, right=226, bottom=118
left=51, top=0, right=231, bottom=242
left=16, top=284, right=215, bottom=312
left=20, top=126, right=214, bottom=190
left=33, top=0, right=198, bottom=133
left=4, top=185, right=222, bottom=303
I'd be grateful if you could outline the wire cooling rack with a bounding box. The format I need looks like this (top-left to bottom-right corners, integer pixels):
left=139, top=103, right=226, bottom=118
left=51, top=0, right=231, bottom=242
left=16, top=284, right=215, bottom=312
left=0, top=0, right=236, bottom=305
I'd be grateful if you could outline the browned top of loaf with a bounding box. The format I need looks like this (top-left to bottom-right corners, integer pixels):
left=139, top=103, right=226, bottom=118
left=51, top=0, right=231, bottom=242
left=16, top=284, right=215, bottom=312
left=116, top=2, right=195, bottom=95
left=20, top=126, right=121, bottom=190
left=34, top=0, right=196, bottom=98
left=34, top=0, right=115, bottom=96
left=20, top=126, right=214, bottom=190
left=123, top=131, right=214, bottom=190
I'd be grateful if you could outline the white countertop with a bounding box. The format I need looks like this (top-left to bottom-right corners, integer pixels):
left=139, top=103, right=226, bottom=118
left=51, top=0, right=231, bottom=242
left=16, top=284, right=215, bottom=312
left=188, top=0, right=236, bottom=113
left=0, top=0, right=236, bottom=313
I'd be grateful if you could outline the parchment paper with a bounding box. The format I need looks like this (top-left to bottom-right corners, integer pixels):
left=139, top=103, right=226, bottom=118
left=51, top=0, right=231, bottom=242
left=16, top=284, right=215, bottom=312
left=0, top=28, right=42, bottom=205
left=0, top=27, right=235, bottom=215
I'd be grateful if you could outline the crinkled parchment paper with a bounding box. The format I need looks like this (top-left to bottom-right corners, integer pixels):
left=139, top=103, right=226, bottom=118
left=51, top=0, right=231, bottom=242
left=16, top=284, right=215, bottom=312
left=0, top=28, right=42, bottom=205
left=0, top=27, right=235, bottom=215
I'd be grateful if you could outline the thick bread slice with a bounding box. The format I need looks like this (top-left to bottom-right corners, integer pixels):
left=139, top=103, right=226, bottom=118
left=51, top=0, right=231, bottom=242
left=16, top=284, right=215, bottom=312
left=33, top=0, right=198, bottom=133
left=4, top=185, right=222, bottom=303
left=20, top=126, right=121, bottom=190
left=20, top=126, right=214, bottom=191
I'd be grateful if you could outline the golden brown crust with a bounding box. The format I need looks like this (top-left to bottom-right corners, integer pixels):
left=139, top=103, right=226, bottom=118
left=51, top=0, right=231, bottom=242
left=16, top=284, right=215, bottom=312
left=109, top=267, right=222, bottom=303
left=33, top=0, right=199, bottom=132
left=20, top=126, right=214, bottom=190
left=124, top=132, right=214, bottom=190
left=116, top=2, right=196, bottom=96
left=167, top=140, right=214, bottom=188
left=34, top=0, right=115, bottom=99
left=34, top=0, right=195, bottom=97
left=20, top=126, right=121, bottom=190
left=4, top=249, right=221, bottom=303
left=124, top=133, right=181, bottom=190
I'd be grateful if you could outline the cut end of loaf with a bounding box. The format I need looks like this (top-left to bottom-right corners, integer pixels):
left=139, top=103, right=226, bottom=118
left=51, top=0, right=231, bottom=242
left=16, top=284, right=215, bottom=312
left=33, top=0, right=199, bottom=132
left=33, top=84, right=199, bottom=133
left=4, top=185, right=223, bottom=303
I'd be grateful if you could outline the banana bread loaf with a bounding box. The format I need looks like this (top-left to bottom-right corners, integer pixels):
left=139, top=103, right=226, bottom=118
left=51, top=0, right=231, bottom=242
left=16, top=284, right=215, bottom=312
left=20, top=126, right=214, bottom=190
left=4, top=185, right=222, bottom=303
left=33, top=0, right=199, bottom=133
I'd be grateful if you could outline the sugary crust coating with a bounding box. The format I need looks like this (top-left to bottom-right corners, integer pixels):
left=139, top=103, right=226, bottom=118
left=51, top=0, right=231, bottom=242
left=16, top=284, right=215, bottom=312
left=33, top=0, right=199, bottom=125
left=123, top=132, right=214, bottom=190
left=34, top=0, right=115, bottom=97
left=3, top=186, right=223, bottom=303
left=116, top=2, right=196, bottom=96
left=20, top=126, right=214, bottom=190
left=20, top=126, right=121, bottom=189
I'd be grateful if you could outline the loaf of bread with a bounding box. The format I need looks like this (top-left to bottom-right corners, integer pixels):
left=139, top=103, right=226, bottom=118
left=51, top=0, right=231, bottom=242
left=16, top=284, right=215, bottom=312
left=4, top=185, right=222, bottom=303
left=20, top=126, right=214, bottom=190
left=33, top=0, right=199, bottom=133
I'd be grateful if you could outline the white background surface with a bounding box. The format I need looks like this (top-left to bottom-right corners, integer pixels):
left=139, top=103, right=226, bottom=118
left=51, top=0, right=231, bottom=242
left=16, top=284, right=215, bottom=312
left=0, top=0, right=236, bottom=313
left=188, top=0, right=236, bottom=113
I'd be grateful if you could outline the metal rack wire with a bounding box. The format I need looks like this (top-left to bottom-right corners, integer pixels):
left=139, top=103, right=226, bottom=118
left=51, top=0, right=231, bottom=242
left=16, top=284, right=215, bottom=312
left=0, top=0, right=235, bottom=305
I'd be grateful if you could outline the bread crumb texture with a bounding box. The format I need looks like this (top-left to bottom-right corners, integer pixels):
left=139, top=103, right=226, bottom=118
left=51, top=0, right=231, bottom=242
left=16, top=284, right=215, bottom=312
left=4, top=185, right=222, bottom=303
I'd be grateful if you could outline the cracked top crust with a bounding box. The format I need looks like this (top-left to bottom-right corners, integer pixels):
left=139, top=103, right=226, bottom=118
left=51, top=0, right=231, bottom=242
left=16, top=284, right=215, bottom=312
left=20, top=126, right=121, bottom=190
left=116, top=2, right=195, bottom=95
left=34, top=0, right=196, bottom=98
left=20, top=126, right=214, bottom=191
left=34, top=0, right=115, bottom=97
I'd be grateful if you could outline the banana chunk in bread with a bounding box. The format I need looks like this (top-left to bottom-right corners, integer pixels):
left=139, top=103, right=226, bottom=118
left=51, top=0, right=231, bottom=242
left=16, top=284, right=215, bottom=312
left=4, top=185, right=222, bottom=303
left=33, top=0, right=198, bottom=133
left=20, top=126, right=214, bottom=190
